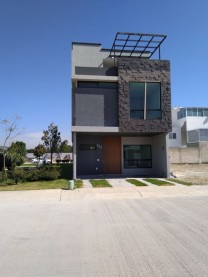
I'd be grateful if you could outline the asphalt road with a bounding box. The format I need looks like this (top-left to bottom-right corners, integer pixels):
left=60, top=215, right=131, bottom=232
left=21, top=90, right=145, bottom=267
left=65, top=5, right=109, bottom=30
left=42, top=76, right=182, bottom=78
left=1, top=186, right=208, bottom=276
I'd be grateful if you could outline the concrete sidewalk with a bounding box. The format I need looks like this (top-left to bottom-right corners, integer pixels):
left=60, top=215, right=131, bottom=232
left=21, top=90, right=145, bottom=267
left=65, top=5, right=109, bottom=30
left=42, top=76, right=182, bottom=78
left=83, top=177, right=191, bottom=189
left=1, top=186, right=208, bottom=276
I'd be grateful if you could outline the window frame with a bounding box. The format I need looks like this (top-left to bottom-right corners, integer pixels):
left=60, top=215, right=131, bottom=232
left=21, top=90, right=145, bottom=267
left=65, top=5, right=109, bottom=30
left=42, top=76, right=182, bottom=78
left=123, top=145, right=152, bottom=168
left=79, top=144, right=97, bottom=150
left=129, top=82, right=161, bottom=120
left=77, top=81, right=118, bottom=89
left=169, top=133, right=177, bottom=139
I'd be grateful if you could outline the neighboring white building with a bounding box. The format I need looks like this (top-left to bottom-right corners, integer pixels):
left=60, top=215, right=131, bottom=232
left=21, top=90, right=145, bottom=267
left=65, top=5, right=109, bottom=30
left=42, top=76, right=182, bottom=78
left=169, top=107, right=208, bottom=147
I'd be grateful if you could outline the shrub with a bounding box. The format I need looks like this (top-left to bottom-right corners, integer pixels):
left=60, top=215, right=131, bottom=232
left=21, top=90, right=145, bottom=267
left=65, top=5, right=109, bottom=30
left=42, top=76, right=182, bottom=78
left=10, top=166, right=61, bottom=183
left=58, top=163, right=73, bottom=179
left=38, top=167, right=60, bottom=181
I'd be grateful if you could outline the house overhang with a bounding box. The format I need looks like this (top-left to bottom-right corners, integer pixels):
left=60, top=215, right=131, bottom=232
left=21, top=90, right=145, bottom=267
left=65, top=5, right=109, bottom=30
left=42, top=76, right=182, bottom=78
left=109, top=32, right=167, bottom=60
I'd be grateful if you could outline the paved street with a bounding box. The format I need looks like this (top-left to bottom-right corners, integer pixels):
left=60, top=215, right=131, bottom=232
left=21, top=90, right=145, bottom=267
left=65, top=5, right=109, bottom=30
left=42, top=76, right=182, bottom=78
left=1, top=186, right=208, bottom=276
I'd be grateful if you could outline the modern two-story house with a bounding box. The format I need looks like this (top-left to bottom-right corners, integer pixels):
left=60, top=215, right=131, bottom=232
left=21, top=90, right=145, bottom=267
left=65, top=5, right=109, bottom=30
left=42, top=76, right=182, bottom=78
left=71, top=32, right=172, bottom=179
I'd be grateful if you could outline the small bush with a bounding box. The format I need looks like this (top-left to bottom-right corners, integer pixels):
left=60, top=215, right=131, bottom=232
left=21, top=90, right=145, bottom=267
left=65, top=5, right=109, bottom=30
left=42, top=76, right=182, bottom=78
left=11, top=167, right=61, bottom=183
left=13, top=168, right=26, bottom=184
left=39, top=167, right=60, bottom=181
left=59, top=163, right=73, bottom=179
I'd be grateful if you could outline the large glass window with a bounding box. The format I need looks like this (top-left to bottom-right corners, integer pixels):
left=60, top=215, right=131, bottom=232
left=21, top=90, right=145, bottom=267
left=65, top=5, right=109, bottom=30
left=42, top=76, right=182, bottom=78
left=204, top=109, right=208, bottom=116
left=129, top=82, right=161, bottom=120
left=187, top=108, right=198, bottom=116
left=178, top=108, right=208, bottom=119
left=123, top=145, right=152, bottom=168
left=198, top=109, right=203, bottom=117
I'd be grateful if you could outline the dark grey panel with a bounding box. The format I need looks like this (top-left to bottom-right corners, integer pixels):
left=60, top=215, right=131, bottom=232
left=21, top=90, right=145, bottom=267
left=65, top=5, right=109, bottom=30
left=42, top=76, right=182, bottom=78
left=118, top=58, right=172, bottom=133
left=75, top=66, right=118, bottom=76
left=75, top=88, right=118, bottom=126
left=77, top=134, right=103, bottom=175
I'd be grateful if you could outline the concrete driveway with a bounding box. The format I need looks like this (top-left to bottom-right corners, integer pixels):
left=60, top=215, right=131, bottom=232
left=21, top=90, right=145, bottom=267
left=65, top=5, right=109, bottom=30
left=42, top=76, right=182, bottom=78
left=1, top=186, right=208, bottom=276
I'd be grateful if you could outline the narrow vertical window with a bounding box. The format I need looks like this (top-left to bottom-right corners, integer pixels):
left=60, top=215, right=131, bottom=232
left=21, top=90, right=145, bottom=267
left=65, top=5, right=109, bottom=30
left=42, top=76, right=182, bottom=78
left=129, top=82, right=145, bottom=119
left=146, top=83, right=161, bottom=119
left=129, top=82, right=161, bottom=120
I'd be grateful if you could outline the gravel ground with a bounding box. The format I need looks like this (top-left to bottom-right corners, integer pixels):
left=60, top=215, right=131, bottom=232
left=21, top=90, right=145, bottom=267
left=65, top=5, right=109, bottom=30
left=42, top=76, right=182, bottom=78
left=170, top=163, right=208, bottom=185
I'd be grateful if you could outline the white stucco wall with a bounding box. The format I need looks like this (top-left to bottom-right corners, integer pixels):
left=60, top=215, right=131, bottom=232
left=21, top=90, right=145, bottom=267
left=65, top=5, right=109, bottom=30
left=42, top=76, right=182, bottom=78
left=186, top=117, right=208, bottom=131
left=168, top=126, right=182, bottom=147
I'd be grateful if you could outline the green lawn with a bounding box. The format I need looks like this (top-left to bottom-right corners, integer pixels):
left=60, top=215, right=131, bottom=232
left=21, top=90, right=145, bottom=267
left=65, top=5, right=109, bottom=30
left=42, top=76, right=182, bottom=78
left=90, top=179, right=112, bottom=188
left=0, top=179, right=84, bottom=191
left=144, top=178, right=175, bottom=186
left=126, top=179, right=147, bottom=186
left=167, top=178, right=193, bottom=186
left=0, top=179, right=68, bottom=191
left=74, top=179, right=83, bottom=189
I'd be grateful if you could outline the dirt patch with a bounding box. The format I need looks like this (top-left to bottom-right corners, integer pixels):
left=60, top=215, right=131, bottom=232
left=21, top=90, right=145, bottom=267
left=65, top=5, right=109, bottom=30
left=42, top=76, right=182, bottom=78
left=170, top=164, right=208, bottom=185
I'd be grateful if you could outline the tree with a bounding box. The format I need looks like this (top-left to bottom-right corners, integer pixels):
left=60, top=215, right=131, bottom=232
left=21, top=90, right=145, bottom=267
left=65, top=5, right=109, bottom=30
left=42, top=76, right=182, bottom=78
left=27, top=148, right=35, bottom=153
left=33, top=144, right=46, bottom=160
left=0, top=115, right=22, bottom=175
left=41, top=123, right=61, bottom=164
left=59, top=140, right=72, bottom=153
left=7, top=141, right=26, bottom=171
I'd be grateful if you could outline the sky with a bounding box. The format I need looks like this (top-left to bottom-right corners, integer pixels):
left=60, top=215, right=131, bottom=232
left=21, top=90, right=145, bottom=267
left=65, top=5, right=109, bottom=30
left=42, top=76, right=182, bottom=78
left=0, top=0, right=208, bottom=148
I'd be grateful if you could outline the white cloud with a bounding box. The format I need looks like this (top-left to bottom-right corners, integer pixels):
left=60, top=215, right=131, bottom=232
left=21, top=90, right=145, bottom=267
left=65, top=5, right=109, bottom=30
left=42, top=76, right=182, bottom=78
left=13, top=132, right=43, bottom=149
left=0, top=131, right=42, bottom=149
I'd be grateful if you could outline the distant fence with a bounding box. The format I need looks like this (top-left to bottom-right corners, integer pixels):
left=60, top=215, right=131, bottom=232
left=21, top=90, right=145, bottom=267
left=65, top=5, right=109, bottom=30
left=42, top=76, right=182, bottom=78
left=169, top=142, right=208, bottom=164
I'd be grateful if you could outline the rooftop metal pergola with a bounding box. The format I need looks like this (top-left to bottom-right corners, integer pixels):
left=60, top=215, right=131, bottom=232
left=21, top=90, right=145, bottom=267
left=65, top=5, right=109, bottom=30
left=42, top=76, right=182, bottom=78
left=109, top=32, right=167, bottom=59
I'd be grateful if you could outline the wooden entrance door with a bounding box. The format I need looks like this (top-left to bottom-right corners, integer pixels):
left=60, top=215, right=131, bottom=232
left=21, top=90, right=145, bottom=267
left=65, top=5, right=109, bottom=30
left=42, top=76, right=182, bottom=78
left=103, top=136, right=121, bottom=174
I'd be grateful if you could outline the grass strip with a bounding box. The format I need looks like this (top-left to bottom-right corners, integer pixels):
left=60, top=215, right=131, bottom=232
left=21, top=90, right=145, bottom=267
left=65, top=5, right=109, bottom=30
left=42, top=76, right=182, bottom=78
left=126, top=179, right=147, bottom=186
left=144, top=178, right=174, bottom=186
left=74, top=179, right=83, bottom=188
left=90, top=179, right=112, bottom=188
left=167, top=178, right=193, bottom=186
left=0, top=179, right=68, bottom=191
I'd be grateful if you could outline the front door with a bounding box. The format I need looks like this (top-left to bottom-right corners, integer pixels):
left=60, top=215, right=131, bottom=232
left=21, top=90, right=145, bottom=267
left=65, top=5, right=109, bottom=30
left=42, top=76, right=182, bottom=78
left=103, top=136, right=121, bottom=174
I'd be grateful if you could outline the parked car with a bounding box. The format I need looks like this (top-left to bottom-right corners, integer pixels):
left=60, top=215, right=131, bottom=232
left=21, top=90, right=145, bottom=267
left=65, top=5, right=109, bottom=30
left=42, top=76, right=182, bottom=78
left=31, top=157, right=51, bottom=165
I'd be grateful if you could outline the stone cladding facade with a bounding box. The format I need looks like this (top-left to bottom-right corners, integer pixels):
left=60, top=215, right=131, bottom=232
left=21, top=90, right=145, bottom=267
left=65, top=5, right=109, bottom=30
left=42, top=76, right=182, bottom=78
left=118, top=57, right=172, bottom=133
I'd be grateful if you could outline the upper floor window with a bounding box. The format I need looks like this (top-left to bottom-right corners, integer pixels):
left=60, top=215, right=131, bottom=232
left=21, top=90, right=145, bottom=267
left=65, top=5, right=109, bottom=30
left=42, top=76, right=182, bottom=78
left=177, top=108, right=208, bottom=119
left=177, top=108, right=186, bottom=119
left=187, top=108, right=197, bottom=116
left=129, top=82, right=161, bottom=120
left=169, top=133, right=176, bottom=139
left=77, top=81, right=118, bottom=89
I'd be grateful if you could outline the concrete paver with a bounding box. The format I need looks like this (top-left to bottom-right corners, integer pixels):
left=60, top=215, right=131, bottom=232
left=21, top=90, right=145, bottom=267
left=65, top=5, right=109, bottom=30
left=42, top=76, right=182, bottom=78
left=107, top=178, right=134, bottom=187
left=1, top=186, right=208, bottom=276
left=82, top=179, right=93, bottom=188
